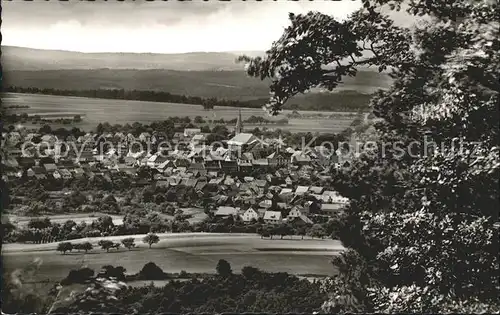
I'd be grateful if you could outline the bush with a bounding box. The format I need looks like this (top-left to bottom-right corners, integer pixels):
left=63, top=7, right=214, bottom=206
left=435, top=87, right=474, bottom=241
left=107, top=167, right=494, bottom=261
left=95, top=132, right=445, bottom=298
left=61, top=267, right=95, bottom=285
left=216, top=259, right=232, bottom=277
left=139, top=262, right=167, bottom=280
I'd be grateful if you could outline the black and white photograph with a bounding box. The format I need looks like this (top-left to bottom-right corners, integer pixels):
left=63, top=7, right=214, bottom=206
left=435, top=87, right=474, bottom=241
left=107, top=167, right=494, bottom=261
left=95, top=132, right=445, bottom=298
left=1, top=0, right=498, bottom=313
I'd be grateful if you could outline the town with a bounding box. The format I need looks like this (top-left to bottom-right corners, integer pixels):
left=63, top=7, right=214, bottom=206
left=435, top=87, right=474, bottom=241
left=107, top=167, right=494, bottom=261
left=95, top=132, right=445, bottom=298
left=2, top=113, right=352, bottom=244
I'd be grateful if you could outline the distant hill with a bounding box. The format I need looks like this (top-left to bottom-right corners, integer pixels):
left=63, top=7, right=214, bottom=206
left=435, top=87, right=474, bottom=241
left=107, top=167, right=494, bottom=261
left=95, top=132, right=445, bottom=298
left=3, top=69, right=391, bottom=101
left=2, top=46, right=391, bottom=111
left=2, top=46, right=255, bottom=71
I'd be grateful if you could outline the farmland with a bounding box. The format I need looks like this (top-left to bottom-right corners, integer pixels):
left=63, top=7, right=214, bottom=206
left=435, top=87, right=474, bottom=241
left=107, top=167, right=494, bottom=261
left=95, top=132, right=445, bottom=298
left=4, top=93, right=357, bottom=133
left=2, top=233, right=343, bottom=284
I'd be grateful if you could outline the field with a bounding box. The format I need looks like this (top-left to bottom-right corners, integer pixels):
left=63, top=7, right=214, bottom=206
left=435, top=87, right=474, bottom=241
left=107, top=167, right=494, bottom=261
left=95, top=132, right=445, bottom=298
left=3, top=68, right=391, bottom=99
left=5, top=93, right=357, bottom=133
left=2, top=233, right=343, bottom=285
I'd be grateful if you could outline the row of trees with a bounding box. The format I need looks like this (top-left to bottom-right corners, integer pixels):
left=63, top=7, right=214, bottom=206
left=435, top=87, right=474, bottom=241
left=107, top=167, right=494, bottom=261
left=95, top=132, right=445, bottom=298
left=56, top=234, right=160, bottom=254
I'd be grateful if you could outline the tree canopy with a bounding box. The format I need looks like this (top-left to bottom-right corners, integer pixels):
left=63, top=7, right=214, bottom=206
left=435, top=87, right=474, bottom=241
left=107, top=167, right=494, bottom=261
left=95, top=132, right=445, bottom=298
left=242, top=0, right=499, bottom=313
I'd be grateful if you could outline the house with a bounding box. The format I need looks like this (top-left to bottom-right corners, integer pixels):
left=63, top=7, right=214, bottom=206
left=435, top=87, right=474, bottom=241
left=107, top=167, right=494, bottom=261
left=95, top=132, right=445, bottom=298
left=184, top=128, right=201, bottom=138
left=254, top=179, right=268, bottom=189
left=287, top=206, right=306, bottom=220
left=309, top=186, right=324, bottom=194
left=195, top=180, right=207, bottom=191
left=72, top=167, right=85, bottom=178
left=321, top=203, right=346, bottom=215
left=43, top=163, right=58, bottom=173
left=240, top=208, right=259, bottom=223
left=227, top=133, right=258, bottom=151
left=259, top=199, right=273, bottom=209
left=156, top=160, right=173, bottom=172
left=288, top=214, right=313, bottom=226
left=52, top=170, right=62, bottom=179
left=279, top=188, right=293, bottom=197
left=220, top=160, right=238, bottom=173
left=322, top=191, right=349, bottom=204
left=59, top=168, right=73, bottom=180
left=224, top=176, right=235, bottom=186
left=168, top=177, right=182, bottom=186
left=205, top=160, right=221, bottom=172
left=263, top=211, right=282, bottom=224
left=252, top=159, right=269, bottom=169
left=268, top=151, right=290, bottom=168
left=191, top=134, right=207, bottom=145
left=208, top=177, right=224, bottom=186
left=138, top=132, right=151, bottom=142
left=215, top=206, right=239, bottom=217
left=295, top=186, right=309, bottom=195
left=291, top=152, right=312, bottom=165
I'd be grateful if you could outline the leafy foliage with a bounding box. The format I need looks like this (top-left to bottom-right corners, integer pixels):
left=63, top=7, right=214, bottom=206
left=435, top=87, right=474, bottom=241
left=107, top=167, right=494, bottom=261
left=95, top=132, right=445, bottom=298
left=216, top=259, right=233, bottom=277
left=121, top=237, right=136, bottom=250
left=53, top=264, right=326, bottom=314
left=142, top=233, right=160, bottom=248
left=243, top=0, right=499, bottom=312
left=56, top=242, right=73, bottom=254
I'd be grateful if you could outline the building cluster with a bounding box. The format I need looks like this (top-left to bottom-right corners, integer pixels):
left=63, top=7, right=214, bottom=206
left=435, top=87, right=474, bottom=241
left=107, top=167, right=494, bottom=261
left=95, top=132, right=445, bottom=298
left=3, top=121, right=352, bottom=221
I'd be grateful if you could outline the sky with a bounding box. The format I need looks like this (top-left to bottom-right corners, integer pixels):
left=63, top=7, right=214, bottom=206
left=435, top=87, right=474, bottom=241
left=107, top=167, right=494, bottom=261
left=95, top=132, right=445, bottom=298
left=2, top=0, right=364, bottom=54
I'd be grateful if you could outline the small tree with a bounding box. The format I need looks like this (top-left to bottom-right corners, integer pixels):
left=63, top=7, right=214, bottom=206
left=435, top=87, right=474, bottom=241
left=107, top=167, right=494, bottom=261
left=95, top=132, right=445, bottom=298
left=142, top=233, right=159, bottom=249
left=73, top=243, right=83, bottom=252
left=81, top=242, right=93, bottom=253
left=121, top=238, right=136, bottom=250
left=216, top=259, right=232, bottom=277
left=98, top=240, right=114, bottom=252
left=57, top=242, right=73, bottom=254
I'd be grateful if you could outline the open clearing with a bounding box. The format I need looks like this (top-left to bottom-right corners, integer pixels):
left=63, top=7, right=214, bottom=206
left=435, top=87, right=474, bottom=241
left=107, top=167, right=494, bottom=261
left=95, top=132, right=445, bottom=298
left=5, top=93, right=356, bottom=133
left=3, top=233, right=344, bottom=282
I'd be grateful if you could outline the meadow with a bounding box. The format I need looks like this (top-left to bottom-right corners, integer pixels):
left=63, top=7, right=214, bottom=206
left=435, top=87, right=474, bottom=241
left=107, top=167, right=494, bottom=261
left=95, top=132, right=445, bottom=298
left=2, top=234, right=343, bottom=284
left=5, top=93, right=356, bottom=133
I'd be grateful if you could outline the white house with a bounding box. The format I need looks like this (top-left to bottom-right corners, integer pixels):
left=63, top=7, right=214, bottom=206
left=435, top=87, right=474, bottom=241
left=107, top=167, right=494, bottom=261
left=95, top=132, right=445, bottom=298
left=322, top=191, right=349, bottom=204
left=321, top=203, right=346, bottom=215
left=215, top=206, right=239, bottom=217
left=227, top=133, right=258, bottom=151
left=295, top=186, right=309, bottom=195
left=240, top=208, right=259, bottom=223
left=263, top=211, right=282, bottom=224
left=287, top=207, right=306, bottom=220
left=184, top=128, right=201, bottom=138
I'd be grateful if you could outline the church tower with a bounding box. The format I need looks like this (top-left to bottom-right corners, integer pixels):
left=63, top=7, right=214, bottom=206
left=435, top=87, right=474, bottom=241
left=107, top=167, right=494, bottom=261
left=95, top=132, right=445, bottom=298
left=235, top=109, right=243, bottom=134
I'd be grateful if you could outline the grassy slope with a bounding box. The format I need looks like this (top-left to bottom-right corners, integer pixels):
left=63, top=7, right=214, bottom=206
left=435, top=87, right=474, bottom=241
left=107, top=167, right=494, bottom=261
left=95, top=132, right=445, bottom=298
left=3, top=234, right=343, bottom=282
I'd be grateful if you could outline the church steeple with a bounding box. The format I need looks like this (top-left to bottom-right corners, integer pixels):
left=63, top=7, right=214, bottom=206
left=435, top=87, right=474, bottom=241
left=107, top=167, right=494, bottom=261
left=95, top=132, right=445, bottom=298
left=235, top=110, right=243, bottom=134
